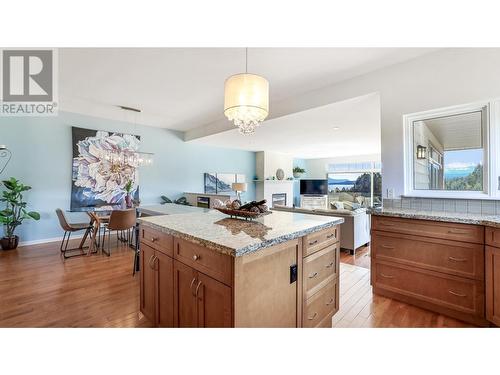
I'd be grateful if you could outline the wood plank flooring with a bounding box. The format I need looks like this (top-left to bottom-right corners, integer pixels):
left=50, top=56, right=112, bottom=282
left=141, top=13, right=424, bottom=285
left=0, top=239, right=476, bottom=327
left=0, top=237, right=152, bottom=327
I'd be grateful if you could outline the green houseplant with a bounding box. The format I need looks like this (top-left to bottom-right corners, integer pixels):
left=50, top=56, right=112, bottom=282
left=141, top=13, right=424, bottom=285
left=293, top=166, right=306, bottom=179
left=0, top=177, right=40, bottom=250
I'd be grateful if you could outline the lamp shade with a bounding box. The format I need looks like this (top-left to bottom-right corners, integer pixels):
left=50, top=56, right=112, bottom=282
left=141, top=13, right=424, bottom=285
left=232, top=182, right=247, bottom=192
left=224, top=73, right=269, bottom=134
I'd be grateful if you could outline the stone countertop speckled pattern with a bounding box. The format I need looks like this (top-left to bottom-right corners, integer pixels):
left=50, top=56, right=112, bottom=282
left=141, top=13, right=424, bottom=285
left=139, top=203, right=209, bottom=216
left=138, top=210, right=344, bottom=257
left=369, top=207, right=500, bottom=228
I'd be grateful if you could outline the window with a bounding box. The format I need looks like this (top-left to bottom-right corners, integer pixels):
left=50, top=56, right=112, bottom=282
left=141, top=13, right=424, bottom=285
left=404, top=101, right=494, bottom=198
left=327, top=162, right=382, bottom=208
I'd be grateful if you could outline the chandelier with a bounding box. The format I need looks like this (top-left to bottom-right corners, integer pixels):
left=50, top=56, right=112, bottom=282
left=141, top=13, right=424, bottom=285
left=104, top=149, right=153, bottom=169
left=224, top=48, right=269, bottom=135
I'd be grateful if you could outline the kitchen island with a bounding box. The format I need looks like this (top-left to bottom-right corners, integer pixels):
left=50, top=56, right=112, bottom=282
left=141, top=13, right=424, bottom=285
left=138, top=209, right=344, bottom=327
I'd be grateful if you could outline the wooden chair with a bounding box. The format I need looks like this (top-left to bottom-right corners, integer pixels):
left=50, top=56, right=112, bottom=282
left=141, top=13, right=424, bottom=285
left=101, top=209, right=136, bottom=256
left=55, top=209, right=93, bottom=259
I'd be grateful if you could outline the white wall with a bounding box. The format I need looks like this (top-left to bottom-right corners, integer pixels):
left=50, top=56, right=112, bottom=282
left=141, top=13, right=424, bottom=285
left=258, top=49, right=500, bottom=198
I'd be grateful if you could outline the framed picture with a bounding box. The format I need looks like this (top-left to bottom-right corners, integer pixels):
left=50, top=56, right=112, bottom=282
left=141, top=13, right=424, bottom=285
left=216, top=173, right=236, bottom=193
left=204, top=173, right=217, bottom=194
left=71, top=126, right=140, bottom=210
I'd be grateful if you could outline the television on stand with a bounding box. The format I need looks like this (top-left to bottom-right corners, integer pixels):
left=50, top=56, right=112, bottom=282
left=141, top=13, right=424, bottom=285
left=299, top=179, right=329, bottom=209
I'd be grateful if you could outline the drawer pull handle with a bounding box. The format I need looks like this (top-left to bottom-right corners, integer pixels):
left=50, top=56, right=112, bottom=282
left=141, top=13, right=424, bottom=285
left=309, top=240, right=318, bottom=246
left=448, top=290, right=467, bottom=298
left=192, top=254, right=200, bottom=261
left=195, top=280, right=202, bottom=297
left=308, top=272, right=318, bottom=279
left=325, top=262, right=335, bottom=269
left=381, top=245, right=394, bottom=249
left=151, top=237, right=159, bottom=242
left=307, top=312, right=318, bottom=321
left=326, top=298, right=335, bottom=306
left=447, top=230, right=468, bottom=235
left=448, top=256, right=467, bottom=262
left=190, top=277, right=197, bottom=296
left=380, top=273, right=395, bottom=279
left=148, top=255, right=155, bottom=269
left=326, top=233, right=335, bottom=239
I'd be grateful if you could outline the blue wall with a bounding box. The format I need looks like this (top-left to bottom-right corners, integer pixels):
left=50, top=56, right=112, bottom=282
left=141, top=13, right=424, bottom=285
left=0, top=111, right=256, bottom=242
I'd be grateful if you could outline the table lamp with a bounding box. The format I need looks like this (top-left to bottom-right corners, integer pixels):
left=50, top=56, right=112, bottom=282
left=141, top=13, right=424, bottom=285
left=232, top=182, right=247, bottom=201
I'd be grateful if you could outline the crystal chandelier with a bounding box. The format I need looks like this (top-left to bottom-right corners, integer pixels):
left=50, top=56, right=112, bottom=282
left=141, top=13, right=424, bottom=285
left=224, top=48, right=269, bottom=135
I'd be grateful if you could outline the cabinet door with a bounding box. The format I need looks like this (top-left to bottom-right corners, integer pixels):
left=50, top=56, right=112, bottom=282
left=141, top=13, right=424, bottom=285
left=155, top=251, right=174, bottom=327
left=486, top=246, right=500, bottom=326
left=173, top=260, right=198, bottom=327
left=196, top=272, right=232, bottom=327
left=140, top=244, right=156, bottom=323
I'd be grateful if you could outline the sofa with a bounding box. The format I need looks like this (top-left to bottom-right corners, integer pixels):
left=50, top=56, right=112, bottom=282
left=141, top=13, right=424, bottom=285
left=272, top=206, right=371, bottom=255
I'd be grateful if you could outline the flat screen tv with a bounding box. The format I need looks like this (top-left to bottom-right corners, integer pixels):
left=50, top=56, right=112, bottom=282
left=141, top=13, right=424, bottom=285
left=300, top=179, right=328, bottom=195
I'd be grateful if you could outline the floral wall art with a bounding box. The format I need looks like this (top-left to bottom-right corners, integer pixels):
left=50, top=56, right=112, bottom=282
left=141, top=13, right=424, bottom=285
left=71, top=126, right=140, bottom=210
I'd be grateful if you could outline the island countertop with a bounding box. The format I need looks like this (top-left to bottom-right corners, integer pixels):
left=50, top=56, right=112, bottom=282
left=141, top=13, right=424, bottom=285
left=369, top=206, right=500, bottom=228
left=138, top=210, right=344, bottom=257
left=139, top=203, right=209, bottom=216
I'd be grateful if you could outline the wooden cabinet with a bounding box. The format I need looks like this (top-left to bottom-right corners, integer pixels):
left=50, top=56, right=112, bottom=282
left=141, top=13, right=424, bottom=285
left=140, top=243, right=174, bottom=326
left=486, top=244, right=500, bottom=326
left=155, top=251, right=174, bottom=327
left=372, top=216, right=488, bottom=326
left=196, top=271, right=232, bottom=328
left=140, top=243, right=156, bottom=323
left=173, top=260, right=198, bottom=327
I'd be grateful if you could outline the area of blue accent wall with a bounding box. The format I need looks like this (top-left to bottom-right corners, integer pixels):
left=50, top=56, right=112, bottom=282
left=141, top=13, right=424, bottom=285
left=0, top=111, right=256, bottom=243
left=292, top=158, right=307, bottom=207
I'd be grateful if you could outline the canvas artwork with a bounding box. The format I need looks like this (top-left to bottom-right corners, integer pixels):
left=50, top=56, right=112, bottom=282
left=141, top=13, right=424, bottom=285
left=71, top=126, right=140, bottom=210
left=203, top=173, right=245, bottom=194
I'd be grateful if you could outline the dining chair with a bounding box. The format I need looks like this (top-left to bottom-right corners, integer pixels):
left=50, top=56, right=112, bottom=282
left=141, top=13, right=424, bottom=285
left=101, top=209, right=136, bottom=256
left=55, top=209, right=93, bottom=259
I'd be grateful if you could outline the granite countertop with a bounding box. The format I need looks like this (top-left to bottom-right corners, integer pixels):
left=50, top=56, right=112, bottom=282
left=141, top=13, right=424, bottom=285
left=139, top=203, right=209, bottom=216
left=272, top=205, right=367, bottom=217
left=138, top=210, right=344, bottom=257
left=369, top=207, right=500, bottom=228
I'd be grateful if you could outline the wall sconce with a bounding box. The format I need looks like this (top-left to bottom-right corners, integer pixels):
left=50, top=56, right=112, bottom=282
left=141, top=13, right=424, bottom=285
left=0, top=145, right=12, bottom=175
left=416, top=145, right=427, bottom=160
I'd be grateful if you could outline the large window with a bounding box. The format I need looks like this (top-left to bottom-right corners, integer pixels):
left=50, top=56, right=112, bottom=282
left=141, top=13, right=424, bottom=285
left=404, top=102, right=493, bottom=198
left=327, top=162, right=382, bottom=208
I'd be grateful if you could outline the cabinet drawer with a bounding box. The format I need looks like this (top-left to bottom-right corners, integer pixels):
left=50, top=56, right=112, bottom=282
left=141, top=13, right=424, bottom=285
left=303, top=243, right=338, bottom=299
left=372, top=232, right=484, bottom=280
left=141, top=225, right=174, bottom=256
left=372, top=216, right=484, bottom=244
left=174, top=238, right=233, bottom=286
left=303, top=225, right=339, bottom=257
left=373, top=261, right=484, bottom=316
left=486, top=227, right=500, bottom=248
left=303, top=282, right=336, bottom=328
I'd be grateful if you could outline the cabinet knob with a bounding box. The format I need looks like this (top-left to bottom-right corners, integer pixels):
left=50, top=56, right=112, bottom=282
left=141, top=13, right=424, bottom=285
left=307, top=312, right=318, bottom=321
left=193, top=254, right=200, bottom=261
left=151, top=237, right=158, bottom=242
left=308, top=272, right=318, bottom=279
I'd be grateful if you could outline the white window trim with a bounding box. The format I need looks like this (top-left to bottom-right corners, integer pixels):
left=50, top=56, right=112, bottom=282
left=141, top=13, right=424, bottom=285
left=403, top=100, right=500, bottom=199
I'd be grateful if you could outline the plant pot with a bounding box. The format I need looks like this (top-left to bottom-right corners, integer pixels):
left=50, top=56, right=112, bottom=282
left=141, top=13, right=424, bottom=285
left=1, top=235, right=19, bottom=250
left=293, top=172, right=303, bottom=179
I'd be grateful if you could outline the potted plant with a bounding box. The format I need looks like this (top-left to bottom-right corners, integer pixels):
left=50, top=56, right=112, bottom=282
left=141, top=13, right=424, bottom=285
left=293, top=166, right=306, bottom=179
left=124, top=179, right=134, bottom=208
left=0, top=177, right=40, bottom=250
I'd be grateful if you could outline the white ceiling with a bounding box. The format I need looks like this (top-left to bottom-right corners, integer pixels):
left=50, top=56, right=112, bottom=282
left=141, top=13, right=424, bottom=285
left=59, top=48, right=436, bottom=131
left=423, top=111, right=483, bottom=150
left=189, top=93, right=381, bottom=159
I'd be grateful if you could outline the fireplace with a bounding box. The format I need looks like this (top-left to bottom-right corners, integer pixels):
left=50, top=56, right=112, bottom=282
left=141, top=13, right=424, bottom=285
left=272, top=193, right=287, bottom=207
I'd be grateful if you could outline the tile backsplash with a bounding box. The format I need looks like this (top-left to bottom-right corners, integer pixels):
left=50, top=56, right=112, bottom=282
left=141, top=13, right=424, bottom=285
left=383, top=197, right=500, bottom=215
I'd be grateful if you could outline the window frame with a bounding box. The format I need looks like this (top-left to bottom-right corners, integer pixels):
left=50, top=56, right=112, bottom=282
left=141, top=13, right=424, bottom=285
left=403, top=100, right=498, bottom=199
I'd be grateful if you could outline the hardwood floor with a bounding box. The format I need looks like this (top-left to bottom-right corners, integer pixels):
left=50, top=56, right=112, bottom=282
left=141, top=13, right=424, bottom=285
left=0, top=237, right=152, bottom=328
left=339, top=245, right=371, bottom=269
left=0, top=239, right=476, bottom=328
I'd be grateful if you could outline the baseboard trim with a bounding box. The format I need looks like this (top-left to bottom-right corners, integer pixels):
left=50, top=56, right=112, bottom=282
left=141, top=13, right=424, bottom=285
left=18, top=234, right=87, bottom=247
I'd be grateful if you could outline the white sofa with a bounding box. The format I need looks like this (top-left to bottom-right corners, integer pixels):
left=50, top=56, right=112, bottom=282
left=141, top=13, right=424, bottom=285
left=272, top=206, right=371, bottom=255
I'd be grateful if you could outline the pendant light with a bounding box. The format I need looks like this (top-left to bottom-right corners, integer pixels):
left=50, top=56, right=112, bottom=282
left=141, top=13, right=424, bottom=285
left=224, top=48, right=269, bottom=135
